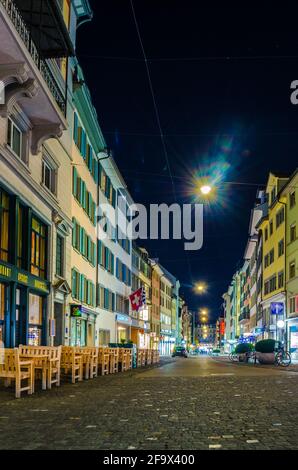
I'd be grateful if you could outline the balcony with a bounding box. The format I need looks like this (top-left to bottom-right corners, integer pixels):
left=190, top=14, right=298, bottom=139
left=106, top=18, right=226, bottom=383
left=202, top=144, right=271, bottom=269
left=239, top=310, right=250, bottom=323
left=0, top=0, right=74, bottom=152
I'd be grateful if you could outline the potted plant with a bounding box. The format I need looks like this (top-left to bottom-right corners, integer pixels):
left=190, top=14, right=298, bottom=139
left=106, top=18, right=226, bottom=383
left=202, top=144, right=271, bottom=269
left=255, top=339, right=276, bottom=364
left=212, top=348, right=220, bottom=356
left=235, top=342, right=254, bottom=362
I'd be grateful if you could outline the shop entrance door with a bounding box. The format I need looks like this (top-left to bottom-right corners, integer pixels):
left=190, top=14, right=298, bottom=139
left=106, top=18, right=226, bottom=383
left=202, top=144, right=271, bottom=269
left=15, top=287, right=28, bottom=347
left=0, top=282, right=8, bottom=347
left=54, top=302, right=63, bottom=346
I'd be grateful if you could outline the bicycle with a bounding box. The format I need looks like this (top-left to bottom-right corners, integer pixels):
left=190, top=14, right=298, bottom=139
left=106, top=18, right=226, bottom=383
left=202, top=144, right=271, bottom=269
left=274, top=347, right=291, bottom=367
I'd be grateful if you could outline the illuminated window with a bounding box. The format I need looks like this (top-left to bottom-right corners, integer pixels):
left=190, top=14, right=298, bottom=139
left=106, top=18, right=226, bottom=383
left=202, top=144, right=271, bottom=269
left=31, top=217, right=47, bottom=279
left=28, top=294, right=43, bottom=346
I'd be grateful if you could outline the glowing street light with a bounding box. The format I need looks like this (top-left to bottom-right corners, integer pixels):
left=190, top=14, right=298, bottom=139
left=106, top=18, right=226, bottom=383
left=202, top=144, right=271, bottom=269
left=200, top=185, right=212, bottom=196
left=195, top=282, right=207, bottom=294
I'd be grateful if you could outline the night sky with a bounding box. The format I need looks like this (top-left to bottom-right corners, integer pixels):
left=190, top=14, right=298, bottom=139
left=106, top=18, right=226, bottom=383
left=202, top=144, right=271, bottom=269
left=76, top=1, right=298, bottom=323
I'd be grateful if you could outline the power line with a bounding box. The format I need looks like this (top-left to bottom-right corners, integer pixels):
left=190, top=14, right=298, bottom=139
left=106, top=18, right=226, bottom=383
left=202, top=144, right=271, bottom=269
left=80, top=54, right=298, bottom=62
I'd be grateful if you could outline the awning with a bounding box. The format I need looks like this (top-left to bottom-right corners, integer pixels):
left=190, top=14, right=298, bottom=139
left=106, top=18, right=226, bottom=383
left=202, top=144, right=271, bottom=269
left=14, top=0, right=75, bottom=58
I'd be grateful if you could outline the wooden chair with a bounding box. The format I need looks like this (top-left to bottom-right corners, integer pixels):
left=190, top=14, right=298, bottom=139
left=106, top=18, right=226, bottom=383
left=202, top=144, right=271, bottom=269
left=19, top=345, right=61, bottom=390
left=47, top=346, right=61, bottom=389
left=136, top=349, right=143, bottom=368
left=98, top=348, right=109, bottom=375
left=108, top=348, right=119, bottom=374
left=61, top=347, right=83, bottom=383
left=118, top=348, right=128, bottom=372
left=146, top=349, right=152, bottom=365
left=75, top=347, right=98, bottom=379
left=138, top=349, right=146, bottom=367
left=0, top=348, right=34, bottom=398
left=123, top=348, right=132, bottom=370
left=19, top=345, right=48, bottom=390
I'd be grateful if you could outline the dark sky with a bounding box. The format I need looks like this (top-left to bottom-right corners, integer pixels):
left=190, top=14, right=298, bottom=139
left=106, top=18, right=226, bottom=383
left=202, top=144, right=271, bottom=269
left=76, top=1, right=298, bottom=323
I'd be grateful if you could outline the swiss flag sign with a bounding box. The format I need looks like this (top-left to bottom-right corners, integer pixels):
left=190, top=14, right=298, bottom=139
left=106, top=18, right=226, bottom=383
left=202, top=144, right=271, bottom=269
left=129, top=288, right=143, bottom=312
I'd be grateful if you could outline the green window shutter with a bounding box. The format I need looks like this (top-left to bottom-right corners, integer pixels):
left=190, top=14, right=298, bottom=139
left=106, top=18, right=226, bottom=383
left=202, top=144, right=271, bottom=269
left=111, top=253, right=114, bottom=275
left=71, top=269, right=75, bottom=297
left=92, top=242, right=96, bottom=266
left=88, top=193, right=92, bottom=219
left=72, top=218, right=76, bottom=248
left=88, top=147, right=93, bottom=172
left=92, top=283, right=95, bottom=307
left=93, top=159, right=98, bottom=184
left=93, top=201, right=96, bottom=226
left=98, top=240, right=102, bottom=265
left=76, top=222, right=80, bottom=251
left=79, top=274, right=84, bottom=302
left=73, top=166, right=77, bottom=196
left=80, top=227, right=84, bottom=254
left=81, top=129, right=86, bottom=159
left=87, top=237, right=91, bottom=262
left=73, top=112, right=78, bottom=143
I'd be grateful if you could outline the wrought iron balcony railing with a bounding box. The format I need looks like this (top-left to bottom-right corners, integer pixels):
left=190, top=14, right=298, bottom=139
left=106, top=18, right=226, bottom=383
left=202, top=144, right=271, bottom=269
left=239, top=310, right=250, bottom=322
left=1, top=0, right=66, bottom=114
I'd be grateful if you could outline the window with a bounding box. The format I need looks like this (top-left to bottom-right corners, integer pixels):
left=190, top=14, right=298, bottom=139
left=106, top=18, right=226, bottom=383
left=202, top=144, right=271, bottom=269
left=56, top=234, right=64, bottom=277
left=269, top=220, right=273, bottom=235
left=269, top=248, right=274, bottom=265
left=289, top=261, right=296, bottom=280
left=278, top=239, right=284, bottom=257
left=276, top=208, right=285, bottom=228
left=0, top=188, right=9, bottom=262
left=289, top=297, right=297, bottom=314
left=290, top=224, right=296, bottom=243
left=265, top=227, right=268, bottom=241
left=290, top=191, right=296, bottom=209
left=278, top=271, right=284, bottom=289
left=42, top=159, right=56, bottom=194
left=28, top=294, right=43, bottom=346
left=7, top=118, right=23, bottom=160
left=31, top=217, right=47, bottom=279
left=71, top=269, right=80, bottom=300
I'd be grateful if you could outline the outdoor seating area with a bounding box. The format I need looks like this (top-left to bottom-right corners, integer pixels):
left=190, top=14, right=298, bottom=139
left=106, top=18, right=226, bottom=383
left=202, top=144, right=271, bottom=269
left=0, top=346, right=160, bottom=398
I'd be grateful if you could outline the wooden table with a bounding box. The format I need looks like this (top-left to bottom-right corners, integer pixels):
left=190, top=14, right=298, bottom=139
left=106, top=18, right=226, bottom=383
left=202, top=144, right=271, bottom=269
left=20, top=354, right=48, bottom=391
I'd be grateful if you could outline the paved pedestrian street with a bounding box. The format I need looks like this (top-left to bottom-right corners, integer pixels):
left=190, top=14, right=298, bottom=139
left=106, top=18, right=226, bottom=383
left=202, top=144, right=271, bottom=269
left=1, top=357, right=298, bottom=450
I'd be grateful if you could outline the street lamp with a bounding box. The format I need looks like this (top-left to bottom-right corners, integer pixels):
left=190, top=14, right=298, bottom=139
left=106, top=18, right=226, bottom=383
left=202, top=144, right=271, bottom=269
left=200, top=185, right=212, bottom=196
left=195, top=282, right=207, bottom=294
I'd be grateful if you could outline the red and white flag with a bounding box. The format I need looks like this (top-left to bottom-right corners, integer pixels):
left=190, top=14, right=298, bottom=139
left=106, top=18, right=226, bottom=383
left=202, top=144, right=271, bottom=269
left=129, top=287, right=145, bottom=312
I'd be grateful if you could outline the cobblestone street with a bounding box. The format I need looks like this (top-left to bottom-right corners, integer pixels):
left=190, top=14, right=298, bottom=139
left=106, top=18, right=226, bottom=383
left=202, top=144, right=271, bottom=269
left=1, top=357, right=298, bottom=450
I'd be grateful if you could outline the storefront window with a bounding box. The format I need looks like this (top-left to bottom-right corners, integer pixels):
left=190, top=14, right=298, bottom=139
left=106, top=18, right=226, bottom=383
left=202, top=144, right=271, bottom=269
left=70, top=318, right=87, bottom=346
left=0, top=188, right=9, bottom=262
left=28, top=293, right=43, bottom=346
left=31, top=217, right=47, bottom=279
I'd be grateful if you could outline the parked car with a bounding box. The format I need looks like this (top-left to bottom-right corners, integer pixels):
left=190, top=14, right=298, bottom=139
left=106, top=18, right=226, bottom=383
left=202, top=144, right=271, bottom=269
left=172, top=347, right=188, bottom=358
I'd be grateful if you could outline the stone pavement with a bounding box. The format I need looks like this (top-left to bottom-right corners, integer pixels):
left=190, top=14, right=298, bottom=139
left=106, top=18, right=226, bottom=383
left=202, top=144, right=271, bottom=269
left=0, top=356, right=298, bottom=450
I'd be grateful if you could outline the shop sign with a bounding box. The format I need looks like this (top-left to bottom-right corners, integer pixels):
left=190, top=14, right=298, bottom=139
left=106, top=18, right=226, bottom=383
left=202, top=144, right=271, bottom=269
left=0, top=262, right=12, bottom=279
left=70, top=305, right=82, bottom=317
left=290, top=331, right=298, bottom=349
left=34, top=280, right=48, bottom=292
left=116, top=314, right=132, bottom=325
left=18, top=272, right=28, bottom=284
left=0, top=263, right=50, bottom=294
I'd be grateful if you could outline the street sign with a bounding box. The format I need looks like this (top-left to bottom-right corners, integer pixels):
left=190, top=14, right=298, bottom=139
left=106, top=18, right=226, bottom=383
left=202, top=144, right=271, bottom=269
left=270, top=302, right=284, bottom=315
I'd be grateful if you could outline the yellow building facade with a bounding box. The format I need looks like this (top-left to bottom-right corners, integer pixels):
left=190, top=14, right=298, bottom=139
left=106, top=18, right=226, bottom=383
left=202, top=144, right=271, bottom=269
left=258, top=173, right=288, bottom=341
